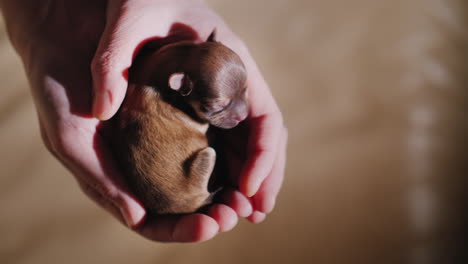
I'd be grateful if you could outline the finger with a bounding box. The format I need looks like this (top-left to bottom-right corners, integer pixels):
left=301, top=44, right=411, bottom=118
left=78, top=180, right=125, bottom=225
left=53, top=122, right=146, bottom=228
left=230, top=48, right=284, bottom=197
left=138, top=213, right=219, bottom=243
left=239, top=112, right=283, bottom=197
left=207, top=204, right=238, bottom=232
left=91, top=3, right=171, bottom=120
left=247, top=211, right=266, bottom=224
left=91, top=7, right=139, bottom=120
left=219, top=189, right=253, bottom=217
left=91, top=16, right=131, bottom=119
left=253, top=127, right=288, bottom=213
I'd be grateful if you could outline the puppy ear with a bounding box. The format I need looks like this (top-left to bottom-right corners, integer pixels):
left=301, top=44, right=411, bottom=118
left=168, top=72, right=193, bottom=96
left=207, top=29, right=217, bottom=42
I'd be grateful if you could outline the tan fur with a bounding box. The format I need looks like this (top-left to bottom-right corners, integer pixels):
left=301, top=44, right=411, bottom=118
left=109, top=32, right=248, bottom=214
left=112, top=84, right=214, bottom=214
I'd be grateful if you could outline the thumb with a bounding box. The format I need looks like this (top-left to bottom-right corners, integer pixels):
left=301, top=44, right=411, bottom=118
left=91, top=4, right=143, bottom=120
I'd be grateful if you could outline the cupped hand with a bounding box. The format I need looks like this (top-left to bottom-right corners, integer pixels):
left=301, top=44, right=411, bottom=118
left=2, top=0, right=287, bottom=242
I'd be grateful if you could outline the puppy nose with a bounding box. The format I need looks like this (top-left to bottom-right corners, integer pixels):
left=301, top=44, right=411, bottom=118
left=235, top=113, right=248, bottom=122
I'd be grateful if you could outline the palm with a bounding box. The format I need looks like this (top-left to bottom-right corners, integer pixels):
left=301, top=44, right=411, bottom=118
left=27, top=7, right=128, bottom=223
left=20, top=2, right=247, bottom=242
left=6, top=0, right=286, bottom=242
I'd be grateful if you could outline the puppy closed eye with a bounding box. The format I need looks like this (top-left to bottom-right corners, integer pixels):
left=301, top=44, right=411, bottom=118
left=206, top=100, right=232, bottom=116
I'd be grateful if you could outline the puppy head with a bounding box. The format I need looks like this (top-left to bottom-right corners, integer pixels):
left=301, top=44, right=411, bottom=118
left=168, top=31, right=249, bottom=129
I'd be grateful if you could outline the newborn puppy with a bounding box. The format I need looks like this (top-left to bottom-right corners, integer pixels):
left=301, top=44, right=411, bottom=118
left=110, top=31, right=248, bottom=214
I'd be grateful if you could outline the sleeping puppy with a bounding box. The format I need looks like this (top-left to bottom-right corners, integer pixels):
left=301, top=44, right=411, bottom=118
left=109, top=31, right=248, bottom=214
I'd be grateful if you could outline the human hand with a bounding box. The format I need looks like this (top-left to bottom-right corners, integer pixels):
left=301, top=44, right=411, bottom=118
left=1, top=0, right=287, bottom=241
left=90, top=0, right=287, bottom=223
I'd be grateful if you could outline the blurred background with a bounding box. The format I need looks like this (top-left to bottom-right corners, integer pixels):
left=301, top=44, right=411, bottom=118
left=1, top=0, right=468, bottom=263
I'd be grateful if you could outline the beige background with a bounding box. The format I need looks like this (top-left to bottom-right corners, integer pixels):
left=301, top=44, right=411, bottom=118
left=1, top=0, right=468, bottom=263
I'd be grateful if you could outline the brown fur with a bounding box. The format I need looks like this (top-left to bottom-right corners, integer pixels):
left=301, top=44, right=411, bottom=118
left=109, top=31, right=248, bottom=214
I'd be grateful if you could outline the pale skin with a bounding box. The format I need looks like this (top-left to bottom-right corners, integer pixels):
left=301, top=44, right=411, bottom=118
left=1, top=0, right=287, bottom=242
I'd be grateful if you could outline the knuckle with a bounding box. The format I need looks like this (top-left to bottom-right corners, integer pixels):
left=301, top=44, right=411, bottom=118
left=52, top=134, right=74, bottom=161
left=103, top=185, right=119, bottom=200
left=95, top=183, right=120, bottom=203
left=79, top=183, right=119, bottom=216
left=48, top=123, right=79, bottom=162
left=39, top=127, right=56, bottom=156
left=90, top=54, right=101, bottom=73
left=48, top=138, right=68, bottom=162
left=91, top=50, right=116, bottom=76
left=81, top=180, right=121, bottom=208
left=79, top=182, right=102, bottom=201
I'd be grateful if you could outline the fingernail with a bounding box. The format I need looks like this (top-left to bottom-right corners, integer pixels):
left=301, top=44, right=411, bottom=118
left=240, top=201, right=253, bottom=218
left=120, top=205, right=146, bottom=228
left=245, top=182, right=260, bottom=198
left=92, top=90, right=112, bottom=120
left=263, top=195, right=276, bottom=214
left=247, top=211, right=266, bottom=224
left=120, top=207, right=134, bottom=227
